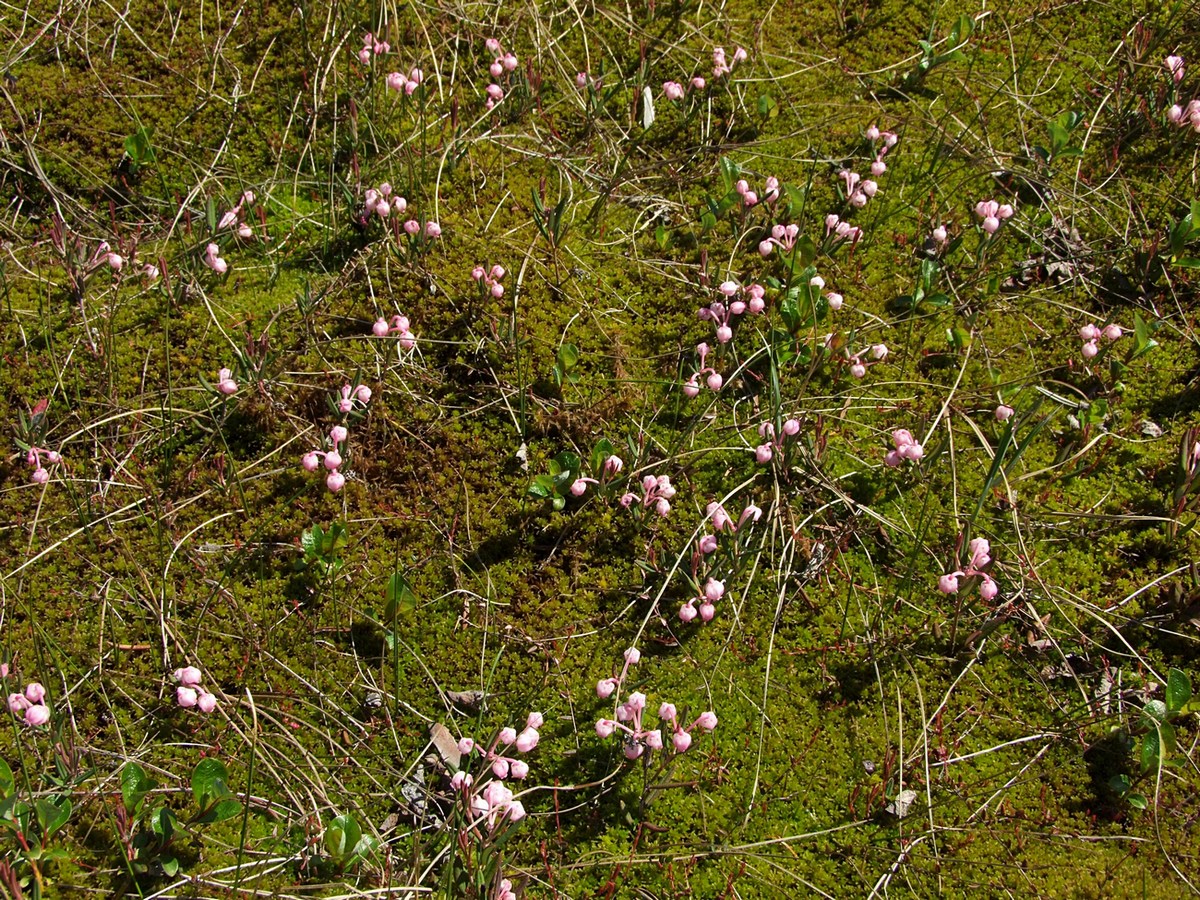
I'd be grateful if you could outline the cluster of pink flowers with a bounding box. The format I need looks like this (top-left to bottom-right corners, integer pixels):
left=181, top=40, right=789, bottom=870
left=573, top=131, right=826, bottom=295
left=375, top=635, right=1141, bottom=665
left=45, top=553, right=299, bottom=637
left=683, top=342, right=723, bottom=397
left=846, top=342, right=888, bottom=379
left=450, top=712, right=542, bottom=831
left=755, top=419, right=800, bottom=464
left=884, top=429, right=924, bottom=467
left=471, top=263, right=507, bottom=298
left=26, top=446, right=63, bottom=485
left=863, top=124, right=899, bottom=176
left=1164, top=56, right=1200, bottom=130
left=203, top=242, right=228, bottom=274
left=974, top=200, right=1015, bottom=235
left=706, top=500, right=762, bottom=536
left=337, top=383, right=373, bottom=414
left=1079, top=322, right=1123, bottom=359
left=302, top=424, right=353, bottom=492
left=386, top=67, right=424, bottom=96
left=570, top=454, right=623, bottom=497
left=8, top=679, right=50, bottom=727
left=938, top=538, right=998, bottom=601
left=363, top=183, right=405, bottom=220
left=217, top=190, right=256, bottom=240
left=620, top=473, right=676, bottom=516
left=483, top=38, right=519, bottom=110
left=356, top=32, right=389, bottom=65
left=215, top=367, right=238, bottom=395
left=372, top=314, right=416, bottom=348
left=734, top=176, right=779, bottom=209
left=495, top=879, right=518, bottom=900
left=174, top=666, right=218, bottom=713
left=758, top=222, right=800, bottom=257
left=822, top=214, right=864, bottom=249
left=839, top=169, right=879, bottom=210
left=680, top=577, right=724, bottom=623
left=699, top=281, right=765, bottom=343
left=596, top=683, right=717, bottom=757
left=712, top=46, right=747, bottom=79
left=596, top=646, right=641, bottom=699
left=662, top=78, right=704, bottom=100
left=575, top=71, right=602, bottom=91
left=92, top=241, right=158, bottom=279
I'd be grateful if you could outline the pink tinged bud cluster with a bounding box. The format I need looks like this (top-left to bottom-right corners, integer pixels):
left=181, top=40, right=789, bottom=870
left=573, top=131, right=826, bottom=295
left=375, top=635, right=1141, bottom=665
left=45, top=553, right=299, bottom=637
left=302, top=421, right=359, bottom=492
left=759, top=222, right=803, bottom=257
left=372, top=313, right=416, bottom=349
left=699, top=282, right=766, bottom=343
left=939, top=538, right=999, bottom=601
left=482, top=38, right=518, bottom=110
left=620, top=473, right=677, bottom=517
left=8, top=680, right=51, bottom=727
left=845, top=342, right=887, bottom=381
left=680, top=577, right=724, bottom=623
left=26, top=446, right=64, bottom=486
left=471, top=263, right=507, bottom=298
left=1078, top=322, right=1123, bottom=360
left=712, top=46, right=747, bottom=79
left=597, top=679, right=716, bottom=758
left=973, top=199, right=1015, bottom=235
left=363, top=182, right=405, bottom=220
left=356, top=32, right=390, bottom=64
left=733, top=176, right=779, bottom=209
left=385, top=66, right=424, bottom=96
left=174, top=666, right=218, bottom=713
left=884, top=429, right=925, bottom=468
left=755, top=418, right=801, bottom=465
left=821, top=214, right=864, bottom=247
left=203, top=242, right=228, bottom=274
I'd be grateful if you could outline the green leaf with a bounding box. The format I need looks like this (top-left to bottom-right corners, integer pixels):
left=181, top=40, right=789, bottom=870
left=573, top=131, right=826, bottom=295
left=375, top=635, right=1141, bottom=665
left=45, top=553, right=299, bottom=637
left=385, top=572, right=418, bottom=620
left=527, top=474, right=554, bottom=499
left=34, top=797, right=71, bottom=838
left=1172, top=257, right=1200, bottom=268
left=191, top=759, right=232, bottom=808
left=794, top=235, right=817, bottom=268
left=1143, top=698, right=1169, bottom=724
left=718, top=156, right=740, bottom=194
left=161, top=856, right=180, bottom=876
left=123, top=127, right=156, bottom=171
left=197, top=798, right=242, bottom=824
left=1128, top=792, right=1147, bottom=810
left=591, top=439, right=615, bottom=476
left=300, top=527, right=320, bottom=559
left=325, top=814, right=360, bottom=863
left=757, top=93, right=778, bottom=119
left=0, top=758, right=12, bottom=800
left=1166, top=669, right=1192, bottom=714
left=149, top=806, right=176, bottom=839
left=556, top=343, right=580, bottom=372
left=121, top=763, right=154, bottom=816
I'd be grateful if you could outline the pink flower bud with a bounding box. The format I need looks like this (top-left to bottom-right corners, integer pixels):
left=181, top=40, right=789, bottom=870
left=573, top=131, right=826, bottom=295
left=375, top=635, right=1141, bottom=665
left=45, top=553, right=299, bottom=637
left=526, top=711, right=544, bottom=729
left=704, top=579, right=725, bottom=602
left=938, top=573, right=960, bottom=594
left=24, top=683, right=45, bottom=703
left=1166, top=55, right=1185, bottom=84
left=645, top=729, right=663, bottom=750
left=237, top=223, right=253, bottom=239
left=655, top=498, right=671, bottom=517
left=866, top=125, right=881, bottom=140
left=516, top=727, right=539, bottom=753
left=197, top=691, right=217, bottom=713
left=604, top=455, right=623, bottom=475
left=871, top=343, right=888, bottom=360
left=373, top=318, right=390, bottom=336
left=499, top=726, right=517, bottom=745
left=850, top=363, right=866, bottom=379
left=982, top=216, right=1000, bottom=234
left=871, top=160, right=887, bottom=176
left=683, top=378, right=700, bottom=398
left=699, top=601, right=715, bottom=621
left=358, top=48, right=371, bottom=64
left=901, top=442, right=924, bottom=461
left=403, top=219, right=420, bottom=235
left=471, top=265, right=485, bottom=281
left=330, top=425, right=348, bottom=444
left=690, top=76, right=706, bottom=91
left=326, top=471, right=346, bottom=492
left=596, top=719, right=616, bottom=737
left=619, top=492, right=636, bottom=507
left=8, top=693, right=29, bottom=715
left=24, top=705, right=49, bottom=727
left=672, top=730, right=692, bottom=752
left=1169, top=104, right=1184, bottom=124
left=969, top=538, right=991, bottom=569
left=1081, top=340, right=1099, bottom=359
left=755, top=444, right=773, bottom=464
left=706, top=372, right=723, bottom=391
left=489, top=60, right=504, bottom=78
left=758, top=240, right=774, bottom=257
left=695, top=711, right=718, bottom=731
left=323, top=450, right=342, bottom=470
left=174, top=666, right=202, bottom=687
left=425, top=222, right=442, bottom=238
left=716, top=325, right=733, bottom=343
left=570, top=478, right=588, bottom=497
left=486, top=83, right=504, bottom=102
left=699, top=534, right=718, bottom=554
left=177, top=686, right=198, bottom=707
left=502, top=53, right=518, bottom=71
left=108, top=253, right=124, bottom=271
left=1102, top=324, right=1123, bottom=341
left=387, top=72, right=406, bottom=91
left=485, top=38, right=501, bottom=54
left=491, top=758, right=510, bottom=779
left=862, top=180, right=878, bottom=197
left=31, top=467, right=49, bottom=485
left=509, top=759, right=529, bottom=779
left=1079, top=324, right=1101, bottom=341
left=979, top=577, right=999, bottom=601
left=679, top=602, right=697, bottom=622
left=450, top=770, right=472, bottom=789
left=884, top=450, right=902, bottom=468
left=457, top=737, right=475, bottom=754
left=826, top=292, right=843, bottom=310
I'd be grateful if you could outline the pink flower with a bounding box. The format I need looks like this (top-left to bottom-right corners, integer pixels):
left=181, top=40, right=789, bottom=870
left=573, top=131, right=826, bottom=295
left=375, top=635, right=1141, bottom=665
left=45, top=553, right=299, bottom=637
left=596, top=719, right=616, bottom=738
left=24, top=705, right=49, bottom=727
left=1102, top=324, right=1123, bottom=341
left=197, top=691, right=217, bottom=713
left=498, top=726, right=517, bottom=745
left=623, top=647, right=641, bottom=665
left=24, top=683, right=45, bottom=704
left=174, top=666, right=202, bottom=687
left=1081, top=340, right=1099, bottom=359
left=938, top=572, right=961, bottom=594
left=177, top=686, right=198, bottom=708
left=516, top=727, right=539, bottom=753
left=216, top=368, right=238, bottom=395
left=755, top=444, right=773, bottom=464
left=672, top=730, right=692, bottom=752
left=1166, top=55, right=1185, bottom=84
left=826, top=292, right=843, bottom=310
left=509, top=760, right=530, bottom=779
left=995, top=405, right=1014, bottom=421
left=694, top=711, right=717, bottom=731
left=662, top=81, right=684, bottom=101
left=979, top=577, right=999, bottom=601
left=326, top=471, right=346, bottom=492
left=8, top=693, right=30, bottom=715
left=932, top=226, right=948, bottom=244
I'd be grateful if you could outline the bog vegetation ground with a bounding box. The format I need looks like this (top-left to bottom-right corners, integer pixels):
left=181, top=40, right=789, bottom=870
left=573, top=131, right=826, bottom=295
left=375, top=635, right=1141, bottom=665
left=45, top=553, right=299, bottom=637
left=1, top=0, right=1200, bottom=896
